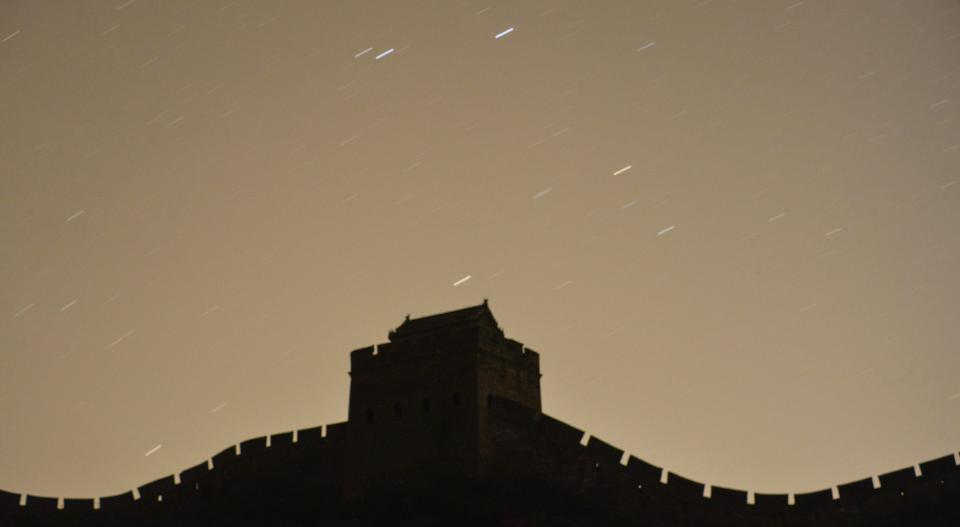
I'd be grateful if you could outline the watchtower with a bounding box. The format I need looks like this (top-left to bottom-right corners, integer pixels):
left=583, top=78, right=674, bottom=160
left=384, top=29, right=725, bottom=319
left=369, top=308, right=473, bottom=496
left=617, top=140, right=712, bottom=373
left=344, top=300, right=541, bottom=498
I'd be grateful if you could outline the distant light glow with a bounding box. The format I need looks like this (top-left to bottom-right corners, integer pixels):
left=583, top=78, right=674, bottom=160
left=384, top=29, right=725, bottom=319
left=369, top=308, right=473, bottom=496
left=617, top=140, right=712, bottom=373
left=495, top=27, right=514, bottom=39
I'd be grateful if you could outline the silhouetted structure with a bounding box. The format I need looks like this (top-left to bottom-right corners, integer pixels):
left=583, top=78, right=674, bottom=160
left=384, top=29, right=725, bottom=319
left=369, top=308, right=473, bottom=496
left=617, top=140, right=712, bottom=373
left=345, top=299, right=541, bottom=499
left=2, top=301, right=958, bottom=526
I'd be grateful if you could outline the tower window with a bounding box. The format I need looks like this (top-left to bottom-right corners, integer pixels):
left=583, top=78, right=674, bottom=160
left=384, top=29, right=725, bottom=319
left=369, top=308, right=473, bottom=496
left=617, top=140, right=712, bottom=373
left=452, top=393, right=460, bottom=407
left=394, top=403, right=402, bottom=418
left=422, top=398, right=430, bottom=412
left=365, top=408, right=374, bottom=423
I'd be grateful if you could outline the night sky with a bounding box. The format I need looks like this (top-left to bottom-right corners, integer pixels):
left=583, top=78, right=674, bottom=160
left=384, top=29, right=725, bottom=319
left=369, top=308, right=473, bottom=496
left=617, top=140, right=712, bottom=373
left=2, top=0, right=959, bottom=499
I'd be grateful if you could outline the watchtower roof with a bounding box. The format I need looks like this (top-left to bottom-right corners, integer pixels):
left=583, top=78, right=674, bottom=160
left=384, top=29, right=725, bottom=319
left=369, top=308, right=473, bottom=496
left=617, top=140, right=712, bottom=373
left=388, top=299, right=499, bottom=340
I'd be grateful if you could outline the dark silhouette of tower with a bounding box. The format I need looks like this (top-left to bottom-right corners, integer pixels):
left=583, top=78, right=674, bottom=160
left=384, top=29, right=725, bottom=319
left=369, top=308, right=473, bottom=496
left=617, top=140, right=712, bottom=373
left=344, top=299, right=541, bottom=498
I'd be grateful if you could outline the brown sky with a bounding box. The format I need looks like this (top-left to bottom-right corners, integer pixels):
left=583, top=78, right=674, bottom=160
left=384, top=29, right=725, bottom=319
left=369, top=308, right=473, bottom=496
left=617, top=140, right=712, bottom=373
left=1, top=0, right=959, bottom=500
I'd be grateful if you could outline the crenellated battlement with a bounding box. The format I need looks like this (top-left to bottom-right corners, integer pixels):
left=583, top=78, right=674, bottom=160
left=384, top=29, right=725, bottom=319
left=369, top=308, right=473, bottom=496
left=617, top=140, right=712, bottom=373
left=484, top=394, right=960, bottom=525
left=349, top=323, right=539, bottom=376
left=1, top=400, right=958, bottom=525
left=0, top=421, right=350, bottom=526
left=2, top=302, right=957, bottom=526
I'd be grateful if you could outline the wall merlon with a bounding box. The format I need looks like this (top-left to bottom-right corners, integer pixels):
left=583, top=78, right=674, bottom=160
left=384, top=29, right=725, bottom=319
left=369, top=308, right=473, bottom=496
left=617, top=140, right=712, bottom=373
left=376, top=342, right=393, bottom=355
left=793, top=488, right=834, bottom=509
left=240, top=436, right=268, bottom=456
left=503, top=338, right=523, bottom=355
left=837, top=477, right=874, bottom=501
left=27, top=495, right=57, bottom=512
left=879, top=466, right=917, bottom=492
left=271, top=431, right=294, bottom=447
left=297, top=425, right=325, bottom=444
left=326, top=421, right=349, bottom=441
left=179, top=460, right=211, bottom=487
left=350, top=345, right=377, bottom=370
left=583, top=435, right=624, bottom=467
left=352, top=342, right=407, bottom=369
left=663, top=472, right=704, bottom=500
left=920, top=454, right=958, bottom=479
left=521, top=349, right=539, bottom=371
left=351, top=345, right=374, bottom=355
left=139, top=475, right=176, bottom=502
left=753, top=492, right=789, bottom=509
left=623, top=455, right=663, bottom=485
left=710, top=485, right=748, bottom=506
left=63, top=498, right=95, bottom=511
left=213, top=445, right=240, bottom=471
left=99, top=491, right=135, bottom=511
left=0, top=489, right=19, bottom=509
